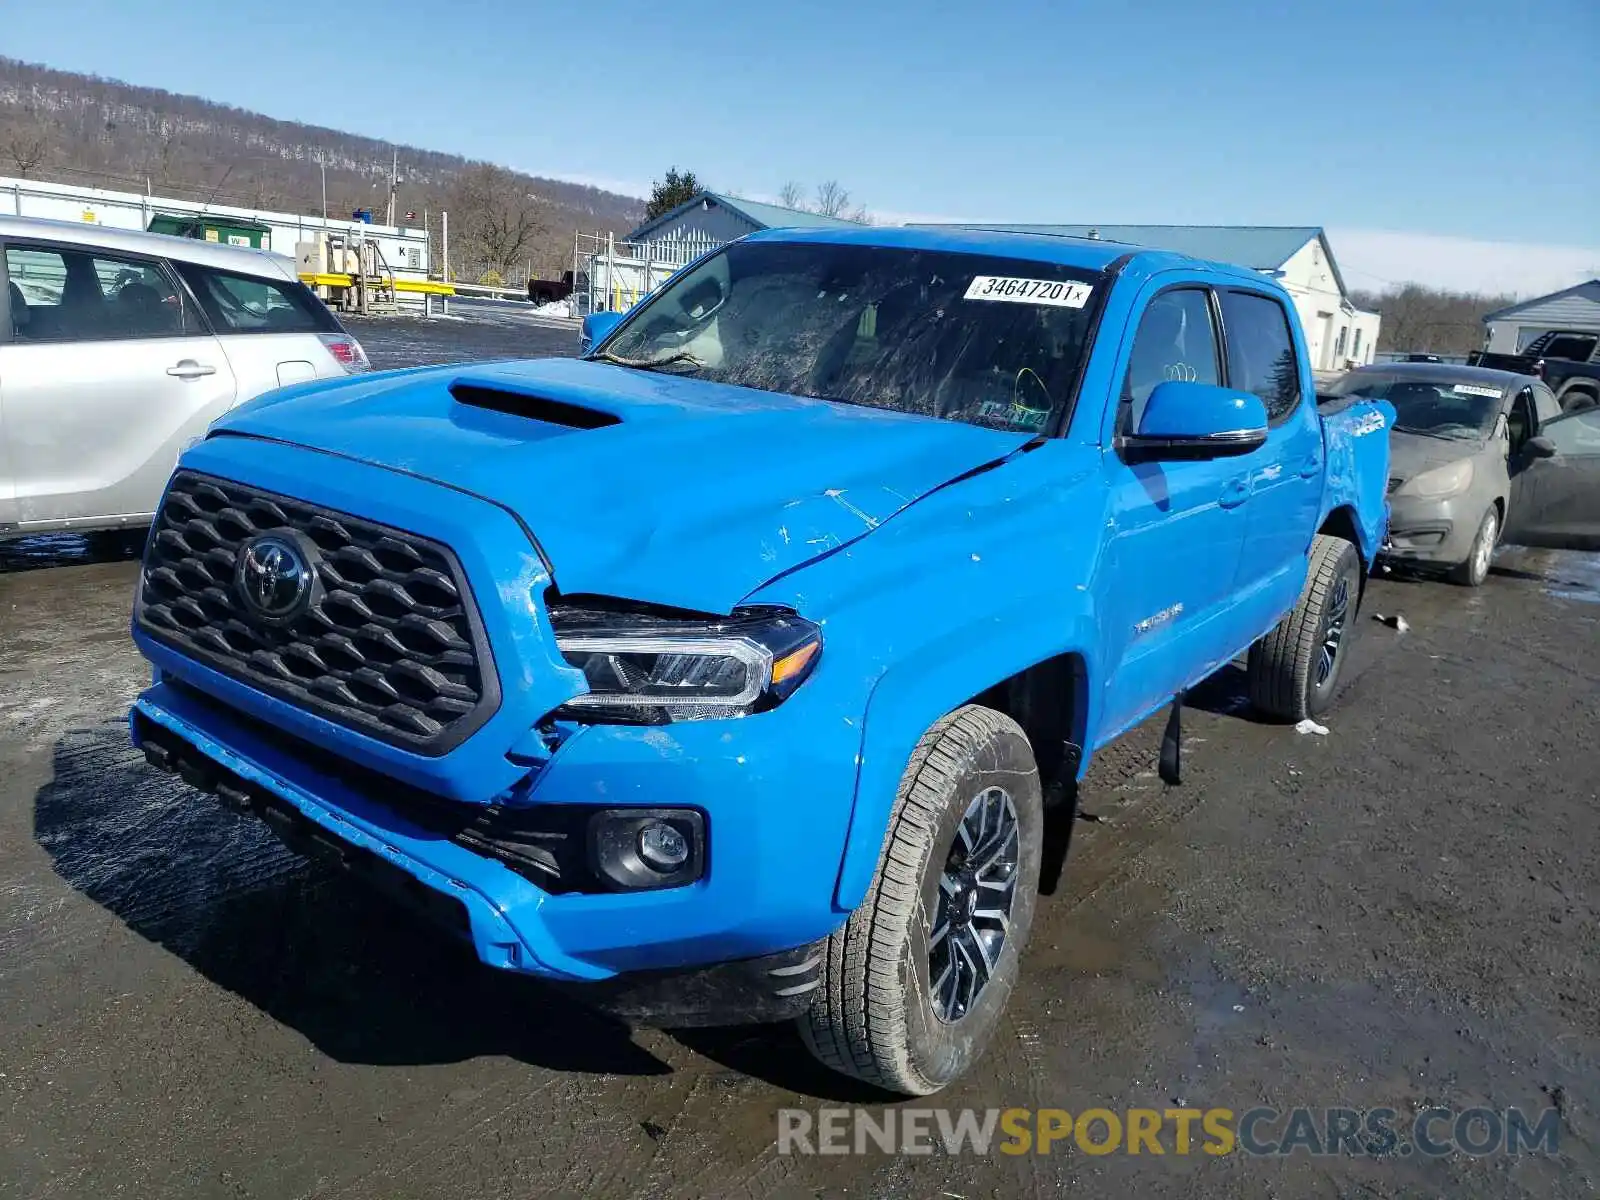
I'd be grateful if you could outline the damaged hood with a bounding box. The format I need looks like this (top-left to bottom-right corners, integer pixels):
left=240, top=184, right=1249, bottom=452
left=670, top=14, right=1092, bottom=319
left=1388, top=430, right=1484, bottom=484
left=214, top=357, right=1031, bottom=612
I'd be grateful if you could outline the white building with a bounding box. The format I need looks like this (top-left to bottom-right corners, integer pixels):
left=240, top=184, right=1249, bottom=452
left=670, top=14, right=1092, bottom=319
left=930, top=224, right=1381, bottom=373
left=1, top=173, right=430, bottom=279
left=624, top=190, right=862, bottom=256
left=1481, top=280, right=1600, bottom=354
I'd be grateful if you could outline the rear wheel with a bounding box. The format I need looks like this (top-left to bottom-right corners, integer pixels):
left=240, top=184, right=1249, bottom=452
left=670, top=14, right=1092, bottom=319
left=800, top=705, right=1043, bottom=1095
left=1449, top=506, right=1499, bottom=587
left=1248, top=534, right=1362, bottom=722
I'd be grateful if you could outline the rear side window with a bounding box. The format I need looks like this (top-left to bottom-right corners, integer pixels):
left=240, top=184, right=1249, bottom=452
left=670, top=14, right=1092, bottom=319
left=6, top=244, right=200, bottom=342
left=176, top=263, right=338, bottom=334
left=1219, top=291, right=1301, bottom=421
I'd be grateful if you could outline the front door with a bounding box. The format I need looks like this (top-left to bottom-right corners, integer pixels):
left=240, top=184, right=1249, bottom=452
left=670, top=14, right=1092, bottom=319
left=1096, top=281, right=1251, bottom=741
left=0, top=240, right=237, bottom=528
left=1502, top=407, right=1600, bottom=551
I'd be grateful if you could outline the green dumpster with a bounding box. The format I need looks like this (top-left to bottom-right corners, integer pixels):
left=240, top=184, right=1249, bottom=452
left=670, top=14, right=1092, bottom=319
left=147, top=214, right=273, bottom=251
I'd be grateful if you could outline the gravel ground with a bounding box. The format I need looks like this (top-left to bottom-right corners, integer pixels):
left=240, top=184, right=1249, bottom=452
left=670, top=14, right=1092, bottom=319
left=1, top=314, right=1597, bottom=1199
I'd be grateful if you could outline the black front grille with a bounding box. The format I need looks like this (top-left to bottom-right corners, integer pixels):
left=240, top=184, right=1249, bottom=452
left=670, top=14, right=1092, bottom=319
left=136, top=470, right=498, bottom=754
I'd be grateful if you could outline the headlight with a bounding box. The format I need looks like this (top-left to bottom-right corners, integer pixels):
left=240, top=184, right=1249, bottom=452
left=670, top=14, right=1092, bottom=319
left=551, top=604, right=822, bottom=722
left=1398, top=459, right=1473, bottom=499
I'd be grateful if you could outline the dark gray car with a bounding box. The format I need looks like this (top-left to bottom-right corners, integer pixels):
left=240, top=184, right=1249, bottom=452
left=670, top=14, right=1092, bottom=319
left=1325, top=363, right=1600, bottom=585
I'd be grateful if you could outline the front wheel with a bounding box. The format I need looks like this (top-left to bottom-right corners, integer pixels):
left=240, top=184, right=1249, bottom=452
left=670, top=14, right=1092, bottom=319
left=1449, top=506, right=1499, bottom=587
left=1248, top=534, right=1363, bottom=722
left=800, top=705, right=1043, bottom=1095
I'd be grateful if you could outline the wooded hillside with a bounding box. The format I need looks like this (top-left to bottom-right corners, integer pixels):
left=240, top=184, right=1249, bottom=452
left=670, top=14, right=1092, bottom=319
left=0, top=57, right=644, bottom=281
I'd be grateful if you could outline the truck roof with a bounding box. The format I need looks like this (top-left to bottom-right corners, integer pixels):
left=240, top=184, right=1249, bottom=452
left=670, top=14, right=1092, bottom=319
left=745, top=222, right=1274, bottom=286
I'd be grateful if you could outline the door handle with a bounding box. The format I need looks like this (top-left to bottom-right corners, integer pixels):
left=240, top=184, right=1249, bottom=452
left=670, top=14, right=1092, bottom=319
left=1220, top=477, right=1250, bottom=508
left=1300, top=452, right=1323, bottom=478
left=167, top=360, right=217, bottom=380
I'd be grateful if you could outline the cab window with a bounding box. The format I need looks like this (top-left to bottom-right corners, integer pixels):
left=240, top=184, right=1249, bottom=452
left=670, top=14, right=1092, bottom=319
left=1218, top=290, right=1301, bottom=422
left=1119, top=288, right=1220, bottom=431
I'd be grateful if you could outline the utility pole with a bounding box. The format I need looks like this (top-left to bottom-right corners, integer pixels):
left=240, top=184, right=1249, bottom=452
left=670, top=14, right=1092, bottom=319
left=385, top=148, right=398, bottom=227
left=320, top=152, right=328, bottom=221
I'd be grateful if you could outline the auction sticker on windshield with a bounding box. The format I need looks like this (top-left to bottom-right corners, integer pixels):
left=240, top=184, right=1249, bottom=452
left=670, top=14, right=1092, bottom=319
left=1451, top=384, right=1503, bottom=399
left=965, top=276, right=1094, bottom=308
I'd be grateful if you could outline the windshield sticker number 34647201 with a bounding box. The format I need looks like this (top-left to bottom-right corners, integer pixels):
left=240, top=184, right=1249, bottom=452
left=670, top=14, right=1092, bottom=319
left=964, top=276, right=1094, bottom=309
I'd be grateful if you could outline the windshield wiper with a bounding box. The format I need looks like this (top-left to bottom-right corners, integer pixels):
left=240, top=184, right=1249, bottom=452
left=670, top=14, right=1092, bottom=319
left=588, top=349, right=705, bottom=373
left=1392, top=424, right=1462, bottom=441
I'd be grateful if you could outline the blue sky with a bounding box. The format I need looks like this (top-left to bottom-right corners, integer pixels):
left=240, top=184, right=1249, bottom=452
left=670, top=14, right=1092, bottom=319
left=6, top=0, right=1597, bottom=294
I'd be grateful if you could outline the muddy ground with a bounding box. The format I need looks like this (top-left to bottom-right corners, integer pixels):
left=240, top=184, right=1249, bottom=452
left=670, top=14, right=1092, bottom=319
left=1, top=313, right=1597, bottom=1199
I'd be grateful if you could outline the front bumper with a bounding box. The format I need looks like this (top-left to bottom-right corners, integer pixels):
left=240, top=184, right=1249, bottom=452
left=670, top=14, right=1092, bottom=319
left=1378, top=494, right=1479, bottom=567
left=130, top=676, right=860, bottom=1001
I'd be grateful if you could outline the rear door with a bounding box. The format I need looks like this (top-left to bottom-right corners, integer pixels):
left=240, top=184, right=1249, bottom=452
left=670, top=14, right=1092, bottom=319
left=1502, top=407, right=1600, bottom=551
left=0, top=239, right=237, bottom=528
left=173, top=261, right=346, bottom=396
left=1217, top=288, right=1323, bottom=636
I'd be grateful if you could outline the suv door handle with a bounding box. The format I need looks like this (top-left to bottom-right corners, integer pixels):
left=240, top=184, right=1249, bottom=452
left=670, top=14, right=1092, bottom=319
left=1220, top=477, right=1250, bottom=508
left=1300, top=452, right=1323, bottom=478
left=167, top=360, right=216, bottom=380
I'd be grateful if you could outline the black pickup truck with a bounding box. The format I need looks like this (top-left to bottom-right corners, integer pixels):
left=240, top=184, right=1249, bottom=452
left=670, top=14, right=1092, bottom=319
left=1469, top=330, right=1600, bottom=412
left=528, top=270, right=577, bottom=306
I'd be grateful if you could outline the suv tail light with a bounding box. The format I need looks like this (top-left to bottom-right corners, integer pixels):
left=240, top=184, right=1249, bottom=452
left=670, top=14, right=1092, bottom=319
left=318, top=333, right=372, bottom=373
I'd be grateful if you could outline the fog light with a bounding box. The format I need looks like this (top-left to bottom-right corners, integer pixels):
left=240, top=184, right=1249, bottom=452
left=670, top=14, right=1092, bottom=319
left=588, top=808, right=705, bottom=891
left=638, top=821, right=689, bottom=870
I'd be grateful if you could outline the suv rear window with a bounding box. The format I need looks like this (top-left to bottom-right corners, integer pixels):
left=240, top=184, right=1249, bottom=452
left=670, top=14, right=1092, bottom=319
left=175, top=262, right=339, bottom=335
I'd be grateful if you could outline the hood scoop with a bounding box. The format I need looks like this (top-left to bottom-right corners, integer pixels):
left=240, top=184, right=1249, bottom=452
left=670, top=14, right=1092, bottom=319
left=449, top=379, right=621, bottom=430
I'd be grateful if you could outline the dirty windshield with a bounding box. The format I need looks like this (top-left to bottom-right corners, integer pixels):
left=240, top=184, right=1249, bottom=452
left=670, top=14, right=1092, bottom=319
left=594, top=240, right=1102, bottom=434
left=1327, top=372, right=1503, bottom=440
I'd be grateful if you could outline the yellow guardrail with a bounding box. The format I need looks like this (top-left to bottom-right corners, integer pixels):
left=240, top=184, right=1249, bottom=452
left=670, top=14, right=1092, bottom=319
left=299, top=273, right=455, bottom=296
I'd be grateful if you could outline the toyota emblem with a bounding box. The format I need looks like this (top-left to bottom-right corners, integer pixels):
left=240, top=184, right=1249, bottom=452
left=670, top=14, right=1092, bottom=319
left=236, top=534, right=314, bottom=622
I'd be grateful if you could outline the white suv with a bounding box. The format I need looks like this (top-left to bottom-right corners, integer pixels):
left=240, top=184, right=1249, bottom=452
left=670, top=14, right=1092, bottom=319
left=0, top=215, right=370, bottom=538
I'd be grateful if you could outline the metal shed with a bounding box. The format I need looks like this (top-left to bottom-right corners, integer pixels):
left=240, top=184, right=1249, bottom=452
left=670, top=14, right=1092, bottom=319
left=1482, top=280, right=1600, bottom=353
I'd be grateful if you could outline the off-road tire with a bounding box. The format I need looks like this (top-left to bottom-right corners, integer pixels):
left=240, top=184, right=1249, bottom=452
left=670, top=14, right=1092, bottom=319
left=1247, top=534, right=1363, bottom=722
left=799, top=705, right=1043, bottom=1095
left=1449, top=506, right=1499, bottom=588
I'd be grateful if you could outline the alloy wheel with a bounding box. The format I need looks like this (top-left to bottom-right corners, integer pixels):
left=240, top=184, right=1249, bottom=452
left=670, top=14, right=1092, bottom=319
left=1317, top=574, right=1351, bottom=687
left=929, top=785, right=1020, bottom=1022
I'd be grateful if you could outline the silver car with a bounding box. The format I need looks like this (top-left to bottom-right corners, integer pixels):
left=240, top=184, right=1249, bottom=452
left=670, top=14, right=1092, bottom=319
left=0, top=215, right=369, bottom=538
left=1326, top=362, right=1600, bottom=585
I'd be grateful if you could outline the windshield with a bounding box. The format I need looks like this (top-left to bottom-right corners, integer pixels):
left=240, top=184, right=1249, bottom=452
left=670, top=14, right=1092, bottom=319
left=594, top=240, right=1102, bottom=435
left=1327, top=372, right=1503, bottom=440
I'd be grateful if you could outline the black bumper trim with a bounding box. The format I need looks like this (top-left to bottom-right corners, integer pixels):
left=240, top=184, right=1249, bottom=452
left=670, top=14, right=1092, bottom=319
left=553, top=939, right=827, bottom=1026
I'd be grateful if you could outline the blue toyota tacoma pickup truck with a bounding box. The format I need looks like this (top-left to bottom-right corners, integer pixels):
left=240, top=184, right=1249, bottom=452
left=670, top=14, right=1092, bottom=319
left=128, top=226, right=1393, bottom=1095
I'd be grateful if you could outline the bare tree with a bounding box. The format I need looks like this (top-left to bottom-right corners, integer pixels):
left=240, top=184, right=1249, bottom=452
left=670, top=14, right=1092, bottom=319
left=1352, top=285, right=1516, bottom=357
left=777, top=180, right=806, bottom=209
left=813, top=180, right=851, bottom=218
left=449, top=164, right=546, bottom=278
left=3, top=107, right=51, bottom=178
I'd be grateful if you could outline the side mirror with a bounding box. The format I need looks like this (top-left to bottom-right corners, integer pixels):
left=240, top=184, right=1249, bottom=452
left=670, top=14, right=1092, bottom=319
left=580, top=310, right=626, bottom=355
left=1123, top=381, right=1269, bottom=460
left=1526, top=435, right=1558, bottom=459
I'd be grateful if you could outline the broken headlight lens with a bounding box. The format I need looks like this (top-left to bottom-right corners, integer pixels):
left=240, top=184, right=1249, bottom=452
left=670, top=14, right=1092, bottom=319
left=551, top=606, right=822, bottom=722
